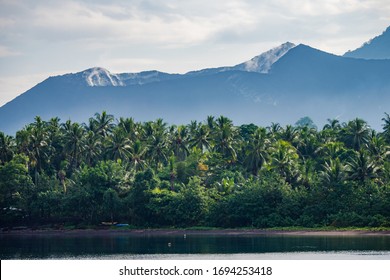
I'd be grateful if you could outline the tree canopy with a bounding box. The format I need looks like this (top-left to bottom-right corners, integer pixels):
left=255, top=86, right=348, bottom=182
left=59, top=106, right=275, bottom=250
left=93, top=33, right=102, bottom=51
left=1, top=112, right=390, bottom=228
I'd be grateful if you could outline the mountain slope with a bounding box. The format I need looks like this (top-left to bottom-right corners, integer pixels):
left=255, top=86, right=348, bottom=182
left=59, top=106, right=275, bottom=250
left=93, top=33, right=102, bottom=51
left=186, top=42, right=295, bottom=76
left=1, top=41, right=390, bottom=134
left=60, top=67, right=182, bottom=87
left=232, top=42, right=296, bottom=73
left=344, top=26, right=390, bottom=59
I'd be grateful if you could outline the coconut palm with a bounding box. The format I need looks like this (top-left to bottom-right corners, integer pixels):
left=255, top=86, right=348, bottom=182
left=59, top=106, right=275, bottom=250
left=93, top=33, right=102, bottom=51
left=26, top=117, right=50, bottom=183
left=295, top=126, right=318, bottom=159
left=346, top=150, right=381, bottom=184
left=213, top=123, right=238, bottom=163
left=89, top=111, right=115, bottom=137
left=148, top=132, right=169, bottom=169
left=269, top=140, right=300, bottom=185
left=129, top=140, right=148, bottom=171
left=320, top=158, right=346, bottom=187
left=244, top=127, right=270, bottom=176
left=315, top=141, right=347, bottom=161
left=62, top=121, right=86, bottom=170
left=170, top=125, right=189, bottom=161
left=189, top=124, right=212, bottom=153
left=279, top=125, right=299, bottom=145
left=83, top=130, right=102, bottom=166
left=117, top=117, right=138, bottom=142
left=105, top=128, right=131, bottom=161
left=206, top=115, right=216, bottom=130
left=266, top=122, right=282, bottom=140
left=343, top=118, right=371, bottom=151
left=381, top=112, right=390, bottom=143
left=0, top=132, right=15, bottom=164
left=367, top=135, right=390, bottom=163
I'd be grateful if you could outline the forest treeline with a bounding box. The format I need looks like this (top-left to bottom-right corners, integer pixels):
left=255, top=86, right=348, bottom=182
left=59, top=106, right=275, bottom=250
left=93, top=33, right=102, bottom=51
left=1, top=113, right=390, bottom=228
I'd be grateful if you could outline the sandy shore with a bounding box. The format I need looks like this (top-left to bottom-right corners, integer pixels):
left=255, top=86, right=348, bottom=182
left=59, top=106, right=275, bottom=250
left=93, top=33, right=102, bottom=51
left=2, top=228, right=390, bottom=237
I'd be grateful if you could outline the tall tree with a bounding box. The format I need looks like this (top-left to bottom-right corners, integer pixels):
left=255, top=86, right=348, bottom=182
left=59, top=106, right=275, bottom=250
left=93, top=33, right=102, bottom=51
left=129, top=140, right=148, bottom=172
left=0, top=132, right=15, bottom=164
left=381, top=112, right=390, bottom=143
left=320, top=158, right=346, bottom=187
left=25, top=117, right=49, bottom=185
left=105, top=128, right=131, bottom=161
left=269, top=140, right=300, bottom=185
left=343, top=118, right=371, bottom=151
left=170, top=125, right=189, bottom=161
left=62, top=121, right=86, bottom=170
left=189, top=124, right=212, bottom=153
left=346, top=150, right=381, bottom=184
left=244, top=127, right=270, bottom=176
left=90, top=111, right=115, bottom=137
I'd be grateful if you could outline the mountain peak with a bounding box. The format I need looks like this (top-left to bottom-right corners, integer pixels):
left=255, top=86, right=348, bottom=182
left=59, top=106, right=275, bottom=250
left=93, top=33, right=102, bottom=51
left=344, top=26, right=390, bottom=59
left=81, top=67, right=124, bottom=87
left=233, top=42, right=296, bottom=73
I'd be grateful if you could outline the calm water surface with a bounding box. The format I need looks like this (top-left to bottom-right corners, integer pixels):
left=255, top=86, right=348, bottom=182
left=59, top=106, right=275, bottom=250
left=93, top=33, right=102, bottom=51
left=1, top=233, right=390, bottom=259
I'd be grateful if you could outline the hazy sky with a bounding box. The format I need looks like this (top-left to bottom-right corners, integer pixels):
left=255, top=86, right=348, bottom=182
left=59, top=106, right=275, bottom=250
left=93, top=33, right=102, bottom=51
left=0, top=0, right=389, bottom=106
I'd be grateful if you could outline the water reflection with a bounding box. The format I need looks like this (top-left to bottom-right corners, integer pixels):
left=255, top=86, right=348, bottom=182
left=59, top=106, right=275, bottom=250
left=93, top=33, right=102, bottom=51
left=1, top=233, right=390, bottom=259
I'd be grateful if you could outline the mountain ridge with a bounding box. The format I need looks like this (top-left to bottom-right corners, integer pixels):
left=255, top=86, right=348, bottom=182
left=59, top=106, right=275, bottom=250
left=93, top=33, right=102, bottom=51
left=344, top=26, right=390, bottom=59
left=1, top=26, right=390, bottom=134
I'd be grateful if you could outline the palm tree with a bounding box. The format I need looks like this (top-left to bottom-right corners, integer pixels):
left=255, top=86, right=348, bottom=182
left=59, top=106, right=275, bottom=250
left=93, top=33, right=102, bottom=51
left=62, top=121, right=86, bottom=170
left=189, top=124, right=212, bottom=153
left=105, top=128, right=132, bottom=161
left=269, top=140, right=300, bottom=185
left=46, top=117, right=63, bottom=171
left=118, top=117, right=138, bottom=142
left=315, top=141, right=347, bottom=160
left=266, top=122, right=282, bottom=140
left=216, top=115, right=233, bottom=130
left=367, top=135, right=390, bottom=163
left=0, top=132, right=15, bottom=164
left=343, top=118, right=371, bottom=151
left=320, top=119, right=342, bottom=143
left=89, top=111, right=115, bottom=137
left=25, top=117, right=49, bottom=185
left=320, top=158, right=346, bottom=187
left=323, top=118, right=341, bottom=131
left=188, top=120, right=199, bottom=136
left=153, top=118, right=167, bottom=135
left=83, top=131, right=102, bottom=166
left=381, top=112, right=390, bottom=143
left=244, top=127, right=270, bottom=176
left=170, top=125, right=189, bottom=161
left=213, top=123, right=238, bottom=163
left=129, top=140, right=148, bottom=171
left=140, top=119, right=169, bottom=169
left=346, top=150, right=381, bottom=184
left=295, top=125, right=318, bottom=159
left=279, top=125, right=298, bottom=145
left=206, top=115, right=215, bottom=130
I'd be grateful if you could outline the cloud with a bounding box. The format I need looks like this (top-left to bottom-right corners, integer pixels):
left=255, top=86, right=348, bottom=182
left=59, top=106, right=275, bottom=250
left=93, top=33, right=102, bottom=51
left=1, top=0, right=259, bottom=46
left=2, top=0, right=389, bottom=52
left=0, top=45, right=21, bottom=57
left=0, top=0, right=389, bottom=105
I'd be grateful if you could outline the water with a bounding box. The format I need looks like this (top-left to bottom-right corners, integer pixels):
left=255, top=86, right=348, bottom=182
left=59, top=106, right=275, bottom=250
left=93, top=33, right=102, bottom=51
left=1, top=232, right=390, bottom=259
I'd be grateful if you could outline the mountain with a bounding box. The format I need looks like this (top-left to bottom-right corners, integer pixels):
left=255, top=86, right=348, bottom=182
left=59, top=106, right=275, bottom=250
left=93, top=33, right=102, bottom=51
left=232, top=42, right=296, bottom=73
left=344, top=26, right=390, bottom=59
left=185, top=42, right=296, bottom=76
left=1, top=36, right=390, bottom=134
left=62, top=67, right=181, bottom=87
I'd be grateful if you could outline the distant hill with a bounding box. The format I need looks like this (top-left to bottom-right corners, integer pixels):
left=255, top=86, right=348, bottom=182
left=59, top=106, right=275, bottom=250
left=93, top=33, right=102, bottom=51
left=1, top=27, right=390, bottom=135
left=344, top=26, right=390, bottom=59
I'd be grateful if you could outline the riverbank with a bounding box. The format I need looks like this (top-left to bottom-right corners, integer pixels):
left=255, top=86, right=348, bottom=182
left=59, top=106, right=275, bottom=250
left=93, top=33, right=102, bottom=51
left=2, top=227, right=390, bottom=236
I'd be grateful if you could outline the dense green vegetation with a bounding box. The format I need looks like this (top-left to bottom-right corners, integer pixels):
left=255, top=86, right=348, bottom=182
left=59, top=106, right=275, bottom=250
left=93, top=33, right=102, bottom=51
left=1, top=112, right=390, bottom=228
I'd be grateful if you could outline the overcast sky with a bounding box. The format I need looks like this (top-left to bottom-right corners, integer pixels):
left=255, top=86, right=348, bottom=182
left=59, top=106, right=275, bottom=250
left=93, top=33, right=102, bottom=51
left=0, top=0, right=389, bottom=106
